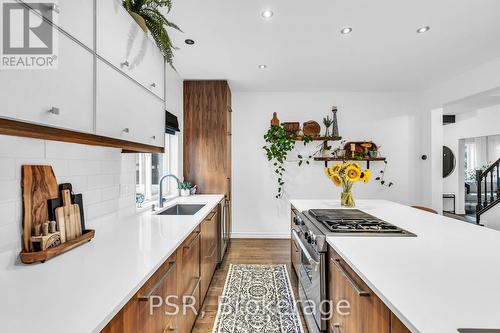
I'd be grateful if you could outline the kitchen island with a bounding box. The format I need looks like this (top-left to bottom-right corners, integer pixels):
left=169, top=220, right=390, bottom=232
left=0, top=194, right=224, bottom=333
left=290, top=199, right=500, bottom=333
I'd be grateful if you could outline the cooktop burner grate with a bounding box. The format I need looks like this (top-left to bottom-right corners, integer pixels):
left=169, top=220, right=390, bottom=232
left=308, top=209, right=413, bottom=234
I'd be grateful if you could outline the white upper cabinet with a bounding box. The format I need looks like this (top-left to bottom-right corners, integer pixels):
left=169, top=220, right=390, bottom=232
left=22, top=0, right=94, bottom=49
left=96, top=59, right=165, bottom=147
left=96, top=0, right=165, bottom=99
left=0, top=31, right=94, bottom=133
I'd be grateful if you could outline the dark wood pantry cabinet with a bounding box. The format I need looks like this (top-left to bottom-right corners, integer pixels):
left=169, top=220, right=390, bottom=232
left=183, top=80, right=232, bottom=240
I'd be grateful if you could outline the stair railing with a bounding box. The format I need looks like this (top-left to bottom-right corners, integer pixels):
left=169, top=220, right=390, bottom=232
left=476, top=157, right=500, bottom=225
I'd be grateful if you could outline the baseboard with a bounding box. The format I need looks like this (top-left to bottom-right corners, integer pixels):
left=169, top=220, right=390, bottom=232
left=231, top=232, right=291, bottom=239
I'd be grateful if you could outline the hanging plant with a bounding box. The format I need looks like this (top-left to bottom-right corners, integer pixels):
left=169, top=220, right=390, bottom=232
left=263, top=125, right=314, bottom=198
left=374, top=161, right=394, bottom=187
left=123, top=0, right=182, bottom=68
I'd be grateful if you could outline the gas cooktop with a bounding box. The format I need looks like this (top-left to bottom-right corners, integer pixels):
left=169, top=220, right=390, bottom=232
left=306, top=209, right=416, bottom=237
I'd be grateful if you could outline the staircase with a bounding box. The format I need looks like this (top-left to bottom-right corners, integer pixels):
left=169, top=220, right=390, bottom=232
left=476, top=157, right=500, bottom=225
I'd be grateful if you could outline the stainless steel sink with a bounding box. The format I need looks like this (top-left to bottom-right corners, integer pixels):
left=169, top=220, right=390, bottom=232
left=156, top=204, right=205, bottom=215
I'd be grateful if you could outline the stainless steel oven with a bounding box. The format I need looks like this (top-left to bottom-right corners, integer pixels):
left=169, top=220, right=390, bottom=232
left=291, top=215, right=327, bottom=333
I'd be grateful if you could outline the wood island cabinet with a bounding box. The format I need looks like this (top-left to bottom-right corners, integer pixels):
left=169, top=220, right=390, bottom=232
left=327, top=246, right=411, bottom=333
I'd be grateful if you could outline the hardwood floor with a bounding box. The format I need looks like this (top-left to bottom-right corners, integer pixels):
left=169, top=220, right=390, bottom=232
left=191, top=239, right=309, bottom=333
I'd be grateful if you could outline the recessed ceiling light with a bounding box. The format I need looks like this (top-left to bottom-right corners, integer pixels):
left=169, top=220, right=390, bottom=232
left=340, top=27, right=353, bottom=35
left=416, top=26, right=430, bottom=33
left=185, top=39, right=195, bottom=45
left=261, top=10, right=274, bottom=19
left=258, top=65, right=267, bottom=69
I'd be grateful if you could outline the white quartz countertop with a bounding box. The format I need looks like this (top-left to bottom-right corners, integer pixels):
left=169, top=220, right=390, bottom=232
left=290, top=199, right=500, bottom=333
left=0, top=194, right=224, bottom=333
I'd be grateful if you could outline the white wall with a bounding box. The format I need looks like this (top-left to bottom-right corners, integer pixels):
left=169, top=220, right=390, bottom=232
left=0, top=135, right=136, bottom=253
left=443, top=105, right=500, bottom=214
left=232, top=91, right=422, bottom=238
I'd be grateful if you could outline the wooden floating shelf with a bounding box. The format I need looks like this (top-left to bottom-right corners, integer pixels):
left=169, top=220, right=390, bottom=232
left=315, top=157, right=386, bottom=168
left=294, top=136, right=342, bottom=141
left=0, top=118, right=164, bottom=154
left=20, top=229, right=95, bottom=264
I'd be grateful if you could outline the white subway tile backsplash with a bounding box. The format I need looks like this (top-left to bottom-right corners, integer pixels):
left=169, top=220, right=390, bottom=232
left=86, top=146, right=121, bottom=161
left=45, top=141, right=89, bottom=160
left=88, top=174, right=114, bottom=190
left=101, top=160, right=121, bottom=175
left=0, top=222, right=21, bottom=251
left=102, top=186, right=120, bottom=201
left=0, top=135, right=45, bottom=158
left=81, top=189, right=103, bottom=205
left=0, top=202, right=17, bottom=227
left=69, top=160, right=101, bottom=176
left=0, top=180, right=20, bottom=203
left=0, top=136, right=137, bottom=253
left=0, top=158, right=15, bottom=180
left=86, top=199, right=119, bottom=220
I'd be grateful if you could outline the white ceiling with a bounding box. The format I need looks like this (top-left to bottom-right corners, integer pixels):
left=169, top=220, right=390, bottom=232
left=165, top=0, right=500, bottom=92
left=444, top=87, right=500, bottom=115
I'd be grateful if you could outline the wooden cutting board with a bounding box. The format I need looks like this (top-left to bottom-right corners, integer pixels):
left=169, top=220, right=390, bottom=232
left=55, top=190, right=82, bottom=242
left=21, top=165, right=59, bottom=252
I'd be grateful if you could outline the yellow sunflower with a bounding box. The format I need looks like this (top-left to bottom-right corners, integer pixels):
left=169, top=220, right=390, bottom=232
left=359, top=169, right=371, bottom=183
left=330, top=174, right=343, bottom=187
left=345, top=165, right=361, bottom=182
left=324, top=167, right=333, bottom=178
left=330, top=163, right=342, bottom=175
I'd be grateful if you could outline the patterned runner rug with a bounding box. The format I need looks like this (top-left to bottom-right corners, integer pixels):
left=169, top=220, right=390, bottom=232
left=212, top=264, right=303, bottom=333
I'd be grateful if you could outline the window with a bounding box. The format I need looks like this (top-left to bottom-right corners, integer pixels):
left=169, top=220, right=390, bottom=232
left=136, top=134, right=179, bottom=207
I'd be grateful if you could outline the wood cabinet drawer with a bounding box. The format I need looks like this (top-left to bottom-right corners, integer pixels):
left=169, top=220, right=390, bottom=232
left=328, top=248, right=390, bottom=333
left=96, top=59, right=165, bottom=147
left=200, top=210, right=218, bottom=302
left=137, top=251, right=178, bottom=333
left=96, top=0, right=164, bottom=99
left=177, top=229, right=201, bottom=333
left=390, top=313, right=412, bottom=333
left=0, top=30, right=93, bottom=133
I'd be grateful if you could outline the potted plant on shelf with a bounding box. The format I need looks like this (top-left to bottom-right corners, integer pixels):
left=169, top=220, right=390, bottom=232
left=324, top=162, right=371, bottom=207
left=369, top=145, right=380, bottom=158
left=123, top=0, right=182, bottom=67
left=179, top=181, right=193, bottom=196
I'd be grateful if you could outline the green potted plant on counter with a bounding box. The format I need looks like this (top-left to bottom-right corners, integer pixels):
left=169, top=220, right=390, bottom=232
left=179, top=181, right=193, bottom=196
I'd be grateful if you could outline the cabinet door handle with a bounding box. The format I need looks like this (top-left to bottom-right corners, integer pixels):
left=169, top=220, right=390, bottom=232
left=206, top=211, right=216, bottom=221
left=122, top=128, right=130, bottom=133
left=120, top=61, right=130, bottom=68
left=183, top=231, right=200, bottom=250
left=163, top=327, right=177, bottom=333
left=150, top=83, right=157, bottom=88
left=43, top=3, right=60, bottom=13
left=137, top=261, right=176, bottom=301
left=331, top=323, right=342, bottom=333
left=331, top=258, right=370, bottom=297
left=48, top=107, right=60, bottom=115
left=183, top=277, right=200, bottom=304
left=151, top=135, right=156, bottom=140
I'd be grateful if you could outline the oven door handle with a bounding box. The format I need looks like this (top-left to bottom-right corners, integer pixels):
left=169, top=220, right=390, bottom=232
left=291, top=230, right=320, bottom=268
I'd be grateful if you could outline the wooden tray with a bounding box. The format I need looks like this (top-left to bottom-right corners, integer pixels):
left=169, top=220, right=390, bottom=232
left=20, top=230, right=95, bottom=264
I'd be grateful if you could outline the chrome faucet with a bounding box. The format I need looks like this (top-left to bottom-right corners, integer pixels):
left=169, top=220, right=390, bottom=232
left=158, top=174, right=180, bottom=208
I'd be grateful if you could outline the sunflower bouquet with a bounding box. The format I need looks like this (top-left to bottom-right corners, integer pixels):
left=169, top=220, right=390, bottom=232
left=324, top=162, right=371, bottom=207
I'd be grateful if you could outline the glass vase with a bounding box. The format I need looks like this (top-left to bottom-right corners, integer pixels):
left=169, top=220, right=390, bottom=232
left=341, top=182, right=355, bottom=207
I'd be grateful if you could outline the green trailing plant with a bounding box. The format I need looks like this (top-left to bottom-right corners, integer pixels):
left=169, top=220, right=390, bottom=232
left=374, top=161, right=394, bottom=187
left=123, top=0, right=182, bottom=68
left=263, top=125, right=295, bottom=198
left=263, top=125, right=314, bottom=198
